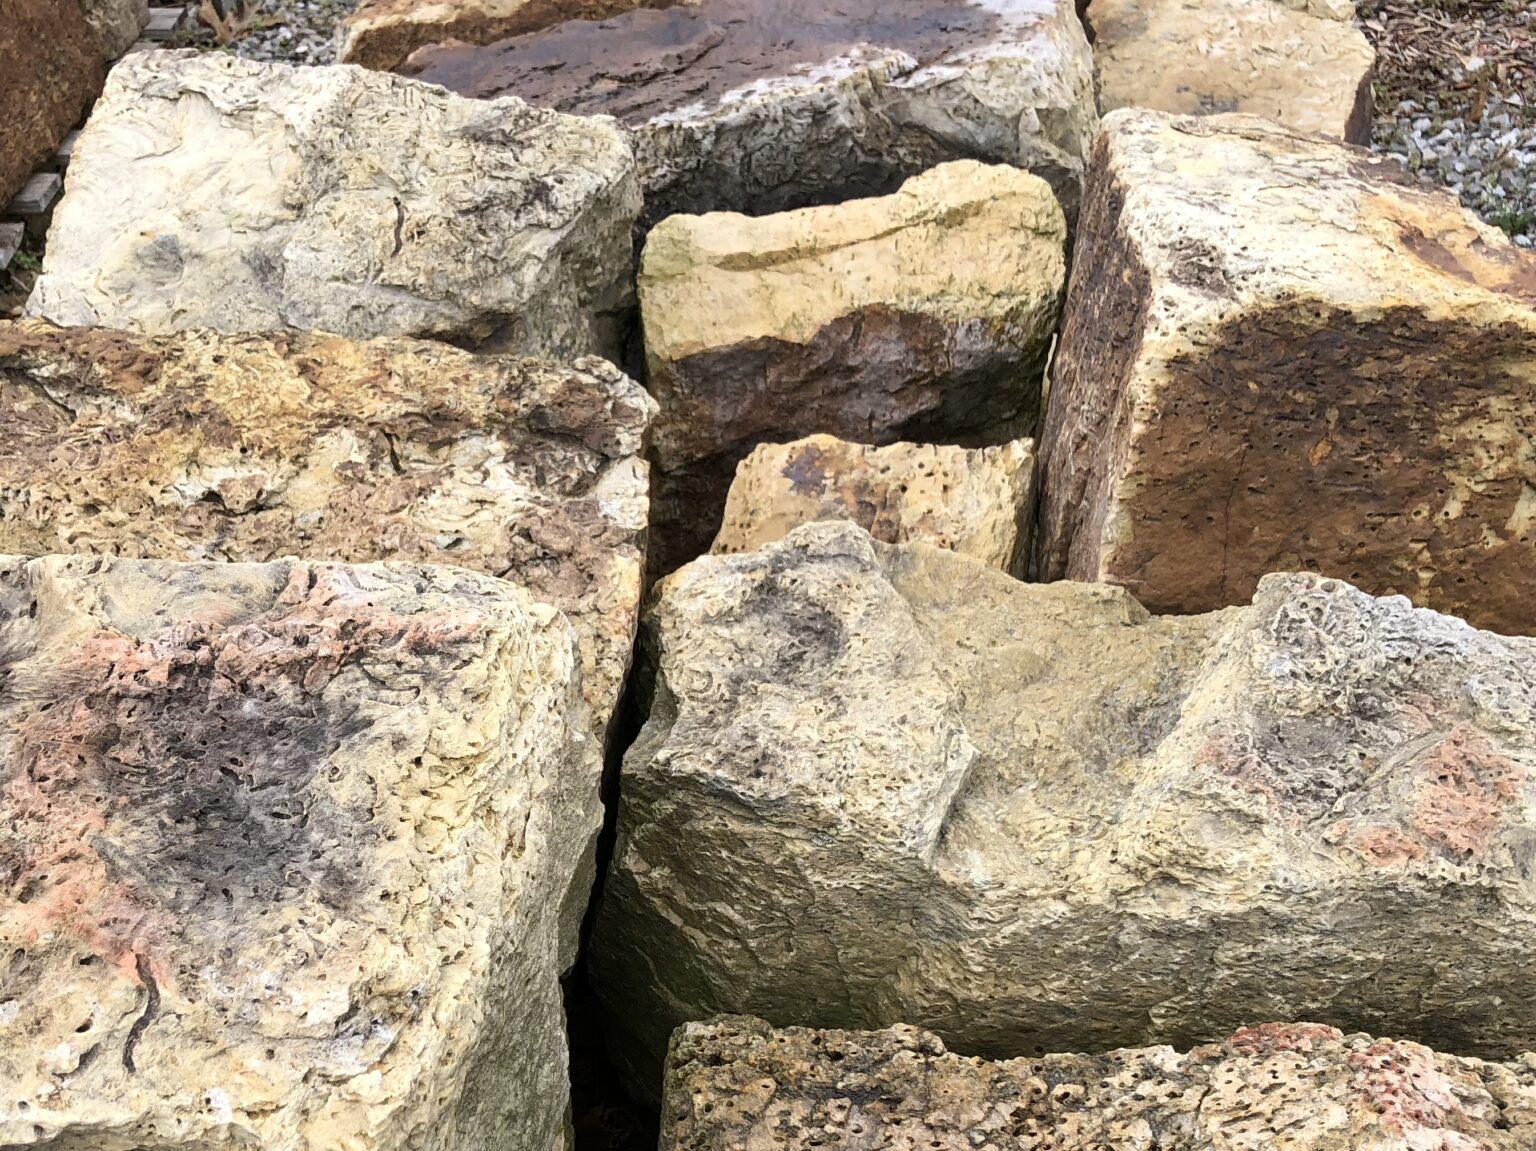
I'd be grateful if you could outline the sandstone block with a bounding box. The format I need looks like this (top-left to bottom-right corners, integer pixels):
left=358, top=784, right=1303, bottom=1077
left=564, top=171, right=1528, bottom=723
left=0, top=554, right=599, bottom=1150
left=1037, top=110, right=1536, bottom=634
left=665, top=1017, right=1536, bottom=1151
left=640, top=162, right=1065, bottom=573
left=400, top=0, right=1097, bottom=223
left=0, top=0, right=104, bottom=207
left=591, top=522, right=1536, bottom=1098
left=26, top=52, right=640, bottom=361
left=712, top=435, right=1035, bottom=577
left=1088, top=0, right=1375, bottom=143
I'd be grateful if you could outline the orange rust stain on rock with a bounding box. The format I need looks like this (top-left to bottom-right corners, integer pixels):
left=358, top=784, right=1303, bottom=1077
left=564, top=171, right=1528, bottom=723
left=1380, top=193, right=1536, bottom=305
left=1349, top=824, right=1427, bottom=867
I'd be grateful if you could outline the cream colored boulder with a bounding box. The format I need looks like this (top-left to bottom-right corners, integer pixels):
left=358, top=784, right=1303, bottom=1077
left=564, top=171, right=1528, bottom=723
left=712, top=435, right=1035, bottom=577
left=640, top=161, right=1065, bottom=572
left=665, top=1017, right=1536, bottom=1151
left=591, top=522, right=1536, bottom=1098
left=1088, top=0, right=1375, bottom=143
left=1037, top=109, right=1536, bottom=634
left=0, top=554, right=599, bottom=1151
left=402, top=0, right=1096, bottom=225
left=27, top=52, right=640, bottom=362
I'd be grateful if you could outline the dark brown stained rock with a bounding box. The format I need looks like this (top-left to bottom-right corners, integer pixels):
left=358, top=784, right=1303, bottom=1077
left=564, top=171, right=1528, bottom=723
left=1037, top=109, right=1536, bottom=634
left=638, top=162, right=1066, bottom=575
left=401, top=0, right=1097, bottom=223
left=663, top=1017, right=1536, bottom=1151
left=0, top=0, right=105, bottom=207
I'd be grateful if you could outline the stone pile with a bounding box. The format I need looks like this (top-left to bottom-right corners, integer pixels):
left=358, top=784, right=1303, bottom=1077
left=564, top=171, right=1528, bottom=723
left=7, top=0, right=1536, bottom=1147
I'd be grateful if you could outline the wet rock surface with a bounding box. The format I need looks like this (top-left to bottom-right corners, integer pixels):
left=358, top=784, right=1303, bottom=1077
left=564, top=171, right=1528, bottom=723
left=640, top=162, right=1064, bottom=574
left=1037, top=108, right=1536, bottom=634
left=402, top=0, right=1096, bottom=221
left=664, top=1017, right=1536, bottom=1151
left=1088, top=0, right=1374, bottom=142
left=0, top=554, right=599, bottom=1150
left=26, top=51, right=640, bottom=361
left=591, top=522, right=1536, bottom=1098
left=713, top=435, right=1035, bottom=576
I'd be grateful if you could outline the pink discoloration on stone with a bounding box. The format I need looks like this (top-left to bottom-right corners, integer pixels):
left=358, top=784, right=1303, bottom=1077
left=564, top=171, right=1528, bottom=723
left=1412, top=727, right=1524, bottom=860
left=1348, top=1040, right=1483, bottom=1146
left=1351, top=823, right=1429, bottom=867
left=1223, top=1021, right=1344, bottom=1057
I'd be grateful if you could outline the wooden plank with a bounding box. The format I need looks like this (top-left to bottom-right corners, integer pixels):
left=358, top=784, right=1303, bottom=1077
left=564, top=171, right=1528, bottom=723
left=144, top=6, right=184, bottom=38
left=8, top=172, right=61, bottom=216
left=0, top=222, right=22, bottom=271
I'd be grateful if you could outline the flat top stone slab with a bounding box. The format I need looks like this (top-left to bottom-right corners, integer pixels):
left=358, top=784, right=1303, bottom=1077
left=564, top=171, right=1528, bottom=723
left=25, top=51, right=640, bottom=360
left=0, top=554, right=597, bottom=1150
left=665, top=1017, right=1536, bottom=1151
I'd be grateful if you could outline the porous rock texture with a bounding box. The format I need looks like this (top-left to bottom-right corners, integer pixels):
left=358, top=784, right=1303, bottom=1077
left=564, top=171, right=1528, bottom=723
left=641, top=161, right=1065, bottom=574
left=401, top=0, right=1097, bottom=223
left=340, top=0, right=670, bottom=73
left=591, top=521, right=1536, bottom=1099
left=712, top=434, right=1035, bottom=577
left=1037, top=109, right=1536, bottom=635
left=26, top=51, right=640, bottom=362
left=0, top=0, right=105, bottom=208
left=664, top=1017, right=1536, bottom=1151
left=1088, top=0, right=1374, bottom=143
left=0, top=554, right=600, bottom=1151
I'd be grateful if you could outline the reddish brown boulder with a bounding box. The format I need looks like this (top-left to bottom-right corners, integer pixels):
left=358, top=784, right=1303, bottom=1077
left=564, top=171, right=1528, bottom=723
left=0, top=0, right=104, bottom=206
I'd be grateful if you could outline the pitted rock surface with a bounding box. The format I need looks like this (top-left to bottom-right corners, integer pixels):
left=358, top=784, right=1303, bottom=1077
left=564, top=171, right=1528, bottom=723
left=1037, top=109, right=1536, bottom=634
left=0, top=0, right=105, bottom=207
left=590, top=522, right=1536, bottom=1098
left=0, top=554, right=599, bottom=1150
left=1088, top=0, right=1374, bottom=142
left=640, top=161, right=1064, bottom=573
left=713, top=435, right=1035, bottom=576
left=26, top=51, right=640, bottom=362
left=664, top=1017, right=1536, bottom=1151
left=402, top=0, right=1096, bottom=222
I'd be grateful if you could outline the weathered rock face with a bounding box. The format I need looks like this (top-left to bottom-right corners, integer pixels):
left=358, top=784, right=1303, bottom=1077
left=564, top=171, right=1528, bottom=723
left=713, top=435, right=1035, bottom=577
left=81, top=0, right=149, bottom=59
left=1088, top=0, right=1374, bottom=143
left=400, top=0, right=1097, bottom=223
left=340, top=0, right=672, bottom=73
left=0, top=320, right=653, bottom=757
left=0, top=554, right=600, bottom=1151
left=1037, top=110, right=1536, bottom=635
left=641, top=161, right=1065, bottom=573
left=26, top=52, right=640, bottom=362
left=591, top=522, right=1536, bottom=1099
left=0, top=0, right=105, bottom=207
left=665, top=1017, right=1536, bottom=1151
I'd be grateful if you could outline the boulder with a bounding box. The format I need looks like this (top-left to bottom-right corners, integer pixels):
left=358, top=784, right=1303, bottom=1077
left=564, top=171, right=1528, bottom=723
left=1037, top=110, right=1536, bottom=635
left=1087, top=0, right=1374, bottom=143
left=339, top=0, right=671, bottom=73
left=712, top=435, right=1035, bottom=577
left=26, top=52, right=640, bottom=362
left=640, top=161, right=1065, bottom=573
left=590, top=522, right=1536, bottom=1098
left=665, top=1017, right=1536, bottom=1151
left=0, top=0, right=105, bottom=207
left=0, top=554, right=599, bottom=1151
left=400, top=0, right=1097, bottom=223
left=81, top=0, right=149, bottom=59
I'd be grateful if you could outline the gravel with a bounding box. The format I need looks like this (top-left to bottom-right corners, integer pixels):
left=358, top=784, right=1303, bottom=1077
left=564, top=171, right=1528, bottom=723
left=163, top=0, right=349, bottom=66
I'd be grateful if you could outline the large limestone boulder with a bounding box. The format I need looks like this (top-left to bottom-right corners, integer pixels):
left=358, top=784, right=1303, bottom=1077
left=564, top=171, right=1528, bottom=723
left=713, top=435, right=1035, bottom=577
left=26, top=52, right=640, bottom=362
left=0, top=554, right=599, bottom=1150
left=665, top=1017, right=1536, bottom=1151
left=590, top=522, right=1536, bottom=1098
left=339, top=0, right=669, bottom=73
left=400, top=0, right=1097, bottom=223
left=1037, top=110, right=1536, bottom=635
left=0, top=0, right=105, bottom=207
left=640, top=161, right=1065, bottom=573
left=1088, top=0, right=1374, bottom=143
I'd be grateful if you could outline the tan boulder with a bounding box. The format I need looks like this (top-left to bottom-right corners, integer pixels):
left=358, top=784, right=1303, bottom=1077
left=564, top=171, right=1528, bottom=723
left=0, top=0, right=105, bottom=207
left=339, top=0, right=676, bottom=73
left=1088, top=0, right=1375, bottom=143
left=590, top=522, right=1536, bottom=1098
left=712, top=435, right=1035, bottom=577
left=640, top=161, right=1065, bottom=573
left=665, top=1017, right=1536, bottom=1151
left=0, top=554, right=599, bottom=1150
left=1037, top=110, right=1536, bottom=634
